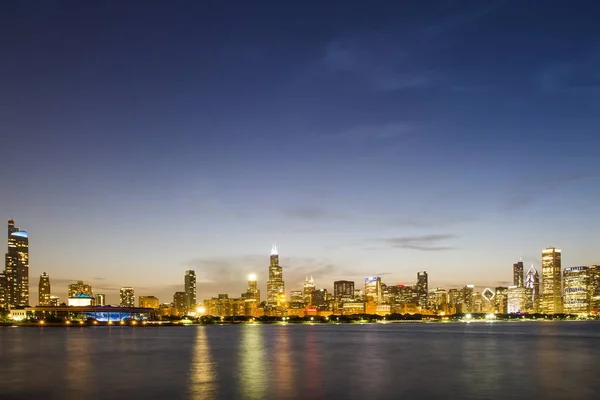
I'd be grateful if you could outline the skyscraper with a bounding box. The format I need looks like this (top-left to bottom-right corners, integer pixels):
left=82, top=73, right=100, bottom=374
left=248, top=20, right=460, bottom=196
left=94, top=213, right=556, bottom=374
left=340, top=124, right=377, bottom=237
left=303, top=276, right=315, bottom=305
left=462, top=285, right=474, bottom=313
left=365, top=277, right=382, bottom=304
left=563, top=266, right=590, bottom=314
left=173, top=291, right=186, bottom=316
left=525, top=265, right=540, bottom=312
left=266, top=244, right=285, bottom=307
left=541, top=247, right=563, bottom=314
left=513, top=261, right=524, bottom=287
left=416, top=271, right=428, bottom=309
left=120, top=287, right=135, bottom=307
left=0, top=272, right=6, bottom=309
left=245, top=273, right=260, bottom=303
left=68, top=280, right=93, bottom=297
left=333, top=280, right=354, bottom=302
left=185, top=270, right=197, bottom=314
left=4, top=219, right=29, bottom=307
left=38, top=272, right=51, bottom=306
left=507, top=285, right=527, bottom=313
left=495, top=286, right=508, bottom=314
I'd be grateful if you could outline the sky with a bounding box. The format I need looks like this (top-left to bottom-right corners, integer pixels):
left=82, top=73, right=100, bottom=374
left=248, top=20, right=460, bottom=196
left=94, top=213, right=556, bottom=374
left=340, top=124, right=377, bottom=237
left=1, top=1, right=600, bottom=305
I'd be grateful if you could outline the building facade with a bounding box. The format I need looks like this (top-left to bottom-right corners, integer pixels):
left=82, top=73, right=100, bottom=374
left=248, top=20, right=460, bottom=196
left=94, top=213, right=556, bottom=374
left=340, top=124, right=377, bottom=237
left=416, top=271, right=428, bottom=310
left=38, top=272, right=51, bottom=306
left=541, top=247, right=563, bottom=314
left=266, top=245, right=285, bottom=307
left=120, top=287, right=135, bottom=307
left=513, top=261, right=524, bottom=287
left=525, top=265, right=540, bottom=312
left=563, top=266, right=590, bottom=314
left=95, top=294, right=106, bottom=306
left=245, top=274, right=260, bottom=303
left=303, top=276, right=315, bottom=306
left=139, top=296, right=160, bottom=309
left=365, top=277, right=382, bottom=304
left=68, top=281, right=93, bottom=297
left=173, top=291, right=186, bottom=316
left=4, top=220, right=29, bottom=307
left=507, top=286, right=527, bottom=313
left=334, top=280, right=354, bottom=303
left=185, top=270, right=197, bottom=314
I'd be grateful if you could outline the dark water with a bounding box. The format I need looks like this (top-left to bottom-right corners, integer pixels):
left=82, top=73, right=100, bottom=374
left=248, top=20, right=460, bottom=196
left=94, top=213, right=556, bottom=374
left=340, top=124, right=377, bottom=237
left=1, top=322, right=599, bottom=399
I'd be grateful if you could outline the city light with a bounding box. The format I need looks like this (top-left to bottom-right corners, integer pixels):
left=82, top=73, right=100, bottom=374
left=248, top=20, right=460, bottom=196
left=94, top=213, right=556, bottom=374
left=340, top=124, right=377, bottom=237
left=248, top=273, right=257, bottom=282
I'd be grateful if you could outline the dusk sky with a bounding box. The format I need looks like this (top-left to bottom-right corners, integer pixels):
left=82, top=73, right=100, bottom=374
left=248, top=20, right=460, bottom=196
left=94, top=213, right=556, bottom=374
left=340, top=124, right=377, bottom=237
left=1, top=1, right=599, bottom=304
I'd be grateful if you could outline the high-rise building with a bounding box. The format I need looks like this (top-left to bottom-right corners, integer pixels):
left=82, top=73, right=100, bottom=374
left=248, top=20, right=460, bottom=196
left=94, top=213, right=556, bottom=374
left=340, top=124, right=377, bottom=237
left=431, top=288, right=448, bottom=312
left=416, top=271, right=428, bottom=309
left=525, top=265, right=540, bottom=312
left=495, top=286, right=508, bottom=314
left=173, top=291, right=186, bottom=316
left=0, top=272, right=6, bottom=308
left=266, top=244, right=285, bottom=307
left=590, top=265, right=600, bottom=313
left=4, top=219, right=29, bottom=307
left=95, top=293, right=106, bottom=306
left=311, top=289, right=327, bottom=308
left=49, top=296, right=60, bottom=306
left=184, top=270, right=197, bottom=314
left=38, top=272, right=51, bottom=306
left=334, top=280, right=354, bottom=303
left=68, top=281, right=93, bottom=297
left=139, top=295, right=160, bottom=309
left=290, top=290, right=303, bottom=304
left=507, top=286, right=527, bottom=313
left=513, top=261, right=524, bottom=287
left=563, top=266, right=590, bottom=314
left=365, top=277, right=382, bottom=304
left=461, top=285, right=474, bottom=313
left=120, top=287, right=135, bottom=307
left=245, top=273, right=260, bottom=303
left=541, top=247, right=563, bottom=314
left=303, top=276, right=315, bottom=305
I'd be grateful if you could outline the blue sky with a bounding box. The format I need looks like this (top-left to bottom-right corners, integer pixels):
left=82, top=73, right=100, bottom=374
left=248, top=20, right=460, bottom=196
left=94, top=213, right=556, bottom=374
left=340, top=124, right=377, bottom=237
left=1, top=1, right=599, bottom=304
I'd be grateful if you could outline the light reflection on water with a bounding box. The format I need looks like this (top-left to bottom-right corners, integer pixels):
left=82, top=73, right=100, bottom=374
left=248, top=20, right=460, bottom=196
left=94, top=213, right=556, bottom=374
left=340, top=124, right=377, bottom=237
left=0, top=322, right=599, bottom=399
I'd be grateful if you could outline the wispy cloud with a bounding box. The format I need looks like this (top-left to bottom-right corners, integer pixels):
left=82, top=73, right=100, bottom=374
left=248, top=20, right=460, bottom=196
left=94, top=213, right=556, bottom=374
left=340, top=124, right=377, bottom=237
left=374, top=234, right=457, bottom=251
left=281, top=205, right=348, bottom=222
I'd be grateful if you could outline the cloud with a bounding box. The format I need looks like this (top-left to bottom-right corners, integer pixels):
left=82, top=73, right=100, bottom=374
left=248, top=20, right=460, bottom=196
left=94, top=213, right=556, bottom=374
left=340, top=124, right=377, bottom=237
left=281, top=205, right=348, bottom=222
left=375, top=234, right=457, bottom=251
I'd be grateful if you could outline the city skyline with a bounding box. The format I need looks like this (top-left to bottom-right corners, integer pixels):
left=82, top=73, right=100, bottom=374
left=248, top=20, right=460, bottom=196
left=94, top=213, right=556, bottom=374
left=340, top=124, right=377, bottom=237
left=1, top=2, right=600, bottom=304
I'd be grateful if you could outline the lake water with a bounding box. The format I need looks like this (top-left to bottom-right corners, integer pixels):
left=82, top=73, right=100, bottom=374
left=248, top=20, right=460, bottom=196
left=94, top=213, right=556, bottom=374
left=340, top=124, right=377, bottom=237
left=0, top=322, right=599, bottom=399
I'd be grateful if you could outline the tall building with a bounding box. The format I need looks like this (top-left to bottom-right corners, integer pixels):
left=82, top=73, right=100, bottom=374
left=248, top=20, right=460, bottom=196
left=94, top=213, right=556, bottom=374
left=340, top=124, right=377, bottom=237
left=365, top=277, right=382, bottom=304
left=462, top=285, right=474, bottom=313
left=4, top=219, right=29, bottom=307
left=334, top=280, right=355, bottom=302
left=311, top=289, right=327, bottom=308
left=266, top=244, right=285, bottom=307
left=38, top=272, right=51, bottom=306
left=541, top=247, right=563, bottom=314
left=120, top=287, right=135, bottom=307
left=185, top=270, right=197, bottom=314
left=68, top=281, right=92, bottom=297
left=513, top=261, right=524, bottom=287
left=290, top=290, right=303, bottom=304
left=416, top=271, right=428, bottom=309
left=95, top=293, right=106, bottom=306
left=139, top=296, right=160, bottom=309
left=590, top=265, right=600, bottom=313
left=245, top=273, right=260, bottom=303
left=495, top=286, right=508, bottom=314
left=0, top=272, right=6, bottom=308
left=563, top=266, right=590, bottom=314
left=525, top=265, right=540, bottom=312
left=303, top=276, right=315, bottom=305
left=507, top=286, right=527, bottom=313
left=173, top=291, right=186, bottom=316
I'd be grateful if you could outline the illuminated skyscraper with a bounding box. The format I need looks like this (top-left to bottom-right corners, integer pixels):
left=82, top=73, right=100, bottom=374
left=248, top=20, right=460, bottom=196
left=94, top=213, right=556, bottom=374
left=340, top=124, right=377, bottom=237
left=0, top=272, right=6, bottom=309
left=173, top=291, right=186, bottom=316
left=290, top=291, right=303, bottom=303
left=507, top=286, right=527, bottom=313
left=461, top=285, right=474, bottom=313
left=303, top=276, right=315, bottom=305
left=185, top=270, right=197, bottom=313
left=563, top=266, right=590, bottom=314
left=334, top=280, right=354, bottom=303
left=95, top=293, right=106, bottom=306
left=541, top=247, right=563, bottom=314
left=311, top=289, right=327, bottom=308
left=525, top=265, right=540, bottom=312
left=590, top=265, right=600, bottom=313
left=495, top=286, right=508, bottom=314
left=38, top=272, right=51, bottom=306
left=4, top=219, right=29, bottom=307
left=513, top=261, right=524, bottom=287
left=266, top=244, right=285, bottom=307
left=245, top=273, right=260, bottom=303
left=416, top=271, right=428, bottom=309
left=68, top=280, right=92, bottom=297
left=365, top=277, right=382, bottom=304
left=120, top=287, right=135, bottom=307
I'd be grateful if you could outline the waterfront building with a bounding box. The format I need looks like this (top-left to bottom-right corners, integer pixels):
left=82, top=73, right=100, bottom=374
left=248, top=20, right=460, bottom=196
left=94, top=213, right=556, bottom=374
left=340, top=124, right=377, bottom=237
left=416, top=271, right=428, bottom=309
left=525, top=265, right=540, bottom=312
left=185, top=270, right=197, bottom=314
left=541, top=247, right=563, bottom=314
left=461, top=285, right=474, bottom=313
left=0, top=272, right=6, bottom=309
left=290, top=290, right=303, bottom=304
left=354, top=289, right=364, bottom=302
left=589, top=265, right=600, bottom=313
left=513, top=261, right=524, bottom=287
left=495, top=286, right=508, bottom=314
left=365, top=276, right=382, bottom=304
left=334, top=280, right=355, bottom=303
left=4, top=220, right=29, bottom=307
left=266, top=244, right=285, bottom=308
left=120, top=287, right=135, bottom=307
left=303, top=276, right=315, bottom=305
left=342, top=302, right=365, bottom=315
left=68, top=280, right=93, bottom=297
left=431, top=288, right=448, bottom=312
left=245, top=274, right=260, bottom=303
left=68, top=293, right=95, bottom=306
left=95, top=293, right=106, bottom=306
left=481, top=288, right=495, bottom=313
left=311, top=289, right=327, bottom=309
left=49, top=296, right=59, bottom=306
left=139, top=296, right=160, bottom=309
left=507, top=286, right=527, bottom=313
left=172, top=292, right=186, bottom=316
left=38, top=272, right=51, bottom=306
left=563, top=266, right=590, bottom=314
left=158, top=303, right=172, bottom=317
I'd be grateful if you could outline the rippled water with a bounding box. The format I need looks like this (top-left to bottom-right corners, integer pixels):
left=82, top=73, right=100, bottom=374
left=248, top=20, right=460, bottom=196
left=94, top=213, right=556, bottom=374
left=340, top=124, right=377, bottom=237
left=1, top=322, right=599, bottom=399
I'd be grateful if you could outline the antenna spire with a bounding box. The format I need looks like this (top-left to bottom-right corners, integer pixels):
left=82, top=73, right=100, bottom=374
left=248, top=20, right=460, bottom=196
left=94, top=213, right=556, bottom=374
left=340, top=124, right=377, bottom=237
left=271, top=243, right=278, bottom=255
